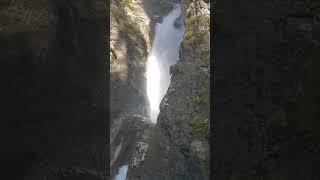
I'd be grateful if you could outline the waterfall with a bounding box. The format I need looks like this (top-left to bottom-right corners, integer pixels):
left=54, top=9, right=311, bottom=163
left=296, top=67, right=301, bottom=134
left=146, top=4, right=185, bottom=123
left=110, top=138, right=123, bottom=166
left=112, top=5, right=185, bottom=180
left=113, top=165, right=128, bottom=180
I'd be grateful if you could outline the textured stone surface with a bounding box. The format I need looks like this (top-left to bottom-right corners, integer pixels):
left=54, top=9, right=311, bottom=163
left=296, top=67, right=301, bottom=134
left=109, top=0, right=154, bottom=178
left=110, top=0, right=150, bottom=118
left=131, top=142, right=149, bottom=167
left=156, top=0, right=210, bottom=179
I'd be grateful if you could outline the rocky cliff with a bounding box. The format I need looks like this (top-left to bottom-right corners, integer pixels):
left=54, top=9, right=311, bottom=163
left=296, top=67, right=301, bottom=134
left=214, top=0, right=320, bottom=179
left=126, top=0, right=210, bottom=179
left=110, top=0, right=150, bottom=118
left=0, top=0, right=107, bottom=179
left=157, top=0, right=210, bottom=179
left=109, top=0, right=178, bottom=178
left=109, top=0, right=153, bottom=178
left=111, top=1, right=210, bottom=180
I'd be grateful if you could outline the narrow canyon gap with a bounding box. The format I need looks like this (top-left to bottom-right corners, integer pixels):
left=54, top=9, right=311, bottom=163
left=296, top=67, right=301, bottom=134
left=110, top=0, right=210, bottom=179
left=112, top=5, right=185, bottom=179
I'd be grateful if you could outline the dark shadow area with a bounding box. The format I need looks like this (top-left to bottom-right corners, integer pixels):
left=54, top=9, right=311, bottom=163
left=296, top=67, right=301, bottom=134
left=0, top=0, right=108, bottom=179
left=213, top=0, right=320, bottom=179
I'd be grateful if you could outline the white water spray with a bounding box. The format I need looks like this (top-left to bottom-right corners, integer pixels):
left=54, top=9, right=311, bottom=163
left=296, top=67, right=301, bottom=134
left=113, top=165, right=128, bottom=180
left=146, top=5, right=185, bottom=123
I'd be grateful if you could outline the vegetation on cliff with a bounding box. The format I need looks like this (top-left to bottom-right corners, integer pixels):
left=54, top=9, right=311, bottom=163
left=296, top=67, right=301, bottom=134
left=157, top=0, right=210, bottom=179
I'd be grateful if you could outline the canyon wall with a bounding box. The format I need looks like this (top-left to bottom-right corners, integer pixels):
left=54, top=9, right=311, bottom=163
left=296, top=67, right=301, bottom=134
left=157, top=0, right=210, bottom=179
left=109, top=0, right=176, bottom=178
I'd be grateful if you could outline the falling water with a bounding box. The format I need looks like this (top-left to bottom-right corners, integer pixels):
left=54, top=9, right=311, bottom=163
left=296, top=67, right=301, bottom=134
left=113, top=165, right=128, bottom=180
left=146, top=4, right=185, bottom=123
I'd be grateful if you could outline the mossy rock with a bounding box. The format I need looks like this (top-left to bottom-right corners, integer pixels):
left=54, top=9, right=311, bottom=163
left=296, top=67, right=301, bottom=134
left=110, top=8, right=125, bottom=19
left=195, top=80, right=210, bottom=107
left=196, top=93, right=210, bottom=106
left=184, top=30, right=195, bottom=41
left=110, top=5, right=139, bottom=34
left=112, top=7, right=147, bottom=55
left=185, top=15, right=210, bottom=31
left=201, top=49, right=210, bottom=64
left=188, top=116, right=208, bottom=135
left=183, top=15, right=209, bottom=47
left=183, top=32, right=203, bottom=48
left=120, top=0, right=135, bottom=10
left=181, top=0, right=193, bottom=17
left=201, top=159, right=210, bottom=179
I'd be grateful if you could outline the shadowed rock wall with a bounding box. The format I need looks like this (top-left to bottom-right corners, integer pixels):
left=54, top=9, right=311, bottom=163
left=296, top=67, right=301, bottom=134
left=0, top=0, right=107, bottom=179
left=213, top=0, right=320, bottom=179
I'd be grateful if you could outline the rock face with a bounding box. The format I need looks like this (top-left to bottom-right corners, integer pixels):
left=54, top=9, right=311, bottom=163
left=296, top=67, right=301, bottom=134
left=0, top=0, right=107, bottom=179
left=214, top=0, right=320, bottom=179
left=109, top=112, right=154, bottom=178
left=156, top=0, right=210, bottom=179
left=124, top=1, right=210, bottom=179
left=110, top=0, right=151, bottom=119
left=126, top=125, right=169, bottom=180
left=109, top=0, right=154, bottom=178
left=131, top=142, right=149, bottom=167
